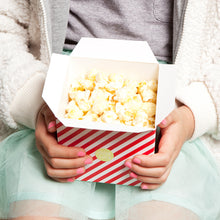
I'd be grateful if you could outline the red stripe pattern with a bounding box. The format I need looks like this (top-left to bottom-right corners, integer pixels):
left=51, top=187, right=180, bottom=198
left=56, top=121, right=156, bottom=186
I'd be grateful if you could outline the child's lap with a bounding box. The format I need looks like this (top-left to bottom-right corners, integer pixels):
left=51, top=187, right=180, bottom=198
left=0, top=129, right=220, bottom=220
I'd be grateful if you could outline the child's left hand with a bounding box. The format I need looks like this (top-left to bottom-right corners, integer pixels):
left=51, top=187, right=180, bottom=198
left=124, top=105, right=195, bottom=190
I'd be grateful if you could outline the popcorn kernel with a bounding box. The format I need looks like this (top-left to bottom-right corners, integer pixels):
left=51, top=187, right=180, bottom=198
left=65, top=71, right=157, bottom=127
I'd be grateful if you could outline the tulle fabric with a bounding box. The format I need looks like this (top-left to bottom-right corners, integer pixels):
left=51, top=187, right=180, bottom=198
left=8, top=200, right=113, bottom=220
left=115, top=138, right=220, bottom=220
left=0, top=129, right=115, bottom=219
left=0, top=129, right=220, bottom=220
left=7, top=200, right=199, bottom=220
left=123, top=200, right=199, bottom=220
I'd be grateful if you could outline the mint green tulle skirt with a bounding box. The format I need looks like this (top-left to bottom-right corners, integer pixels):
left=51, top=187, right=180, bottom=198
left=0, top=129, right=220, bottom=220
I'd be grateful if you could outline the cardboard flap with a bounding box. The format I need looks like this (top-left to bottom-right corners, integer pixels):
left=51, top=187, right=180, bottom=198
left=42, top=54, right=70, bottom=116
left=155, top=64, right=177, bottom=125
left=72, top=37, right=158, bottom=63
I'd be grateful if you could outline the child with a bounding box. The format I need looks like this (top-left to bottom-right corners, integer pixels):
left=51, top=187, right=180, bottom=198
left=0, top=0, right=220, bottom=219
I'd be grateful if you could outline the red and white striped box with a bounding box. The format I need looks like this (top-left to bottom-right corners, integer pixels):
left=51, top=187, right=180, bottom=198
left=43, top=38, right=176, bottom=186
left=57, top=120, right=156, bottom=186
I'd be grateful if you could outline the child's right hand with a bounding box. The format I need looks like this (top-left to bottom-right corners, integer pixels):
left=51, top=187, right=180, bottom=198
left=35, top=103, right=93, bottom=182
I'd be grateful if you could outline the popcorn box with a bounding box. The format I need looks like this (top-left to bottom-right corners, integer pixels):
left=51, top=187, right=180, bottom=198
left=43, top=38, right=176, bottom=186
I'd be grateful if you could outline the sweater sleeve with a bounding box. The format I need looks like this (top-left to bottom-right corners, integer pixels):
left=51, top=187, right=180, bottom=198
left=175, top=63, right=220, bottom=141
left=203, top=64, right=220, bottom=140
left=0, top=0, right=48, bottom=130
left=176, top=79, right=218, bottom=141
left=174, top=0, right=220, bottom=141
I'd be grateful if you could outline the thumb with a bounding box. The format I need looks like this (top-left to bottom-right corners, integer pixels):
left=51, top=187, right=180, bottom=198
left=158, top=107, right=181, bottom=129
left=158, top=113, right=174, bottom=129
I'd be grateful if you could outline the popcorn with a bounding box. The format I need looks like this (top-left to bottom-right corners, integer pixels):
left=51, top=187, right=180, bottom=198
left=140, top=88, right=157, bottom=103
left=69, top=81, right=83, bottom=92
left=124, top=79, right=139, bottom=90
left=114, top=86, right=137, bottom=103
left=90, top=88, right=112, bottom=103
left=65, top=100, right=84, bottom=119
left=147, top=79, right=158, bottom=92
left=133, top=110, right=149, bottom=127
left=105, top=73, right=124, bottom=92
left=142, top=102, right=156, bottom=117
left=65, top=70, right=158, bottom=128
left=115, top=102, right=133, bottom=125
left=95, top=72, right=109, bottom=88
left=90, top=88, right=112, bottom=115
left=101, top=110, right=118, bottom=123
left=85, top=69, right=98, bottom=81
left=78, top=79, right=95, bottom=91
left=138, top=81, right=157, bottom=103
left=83, top=111, right=99, bottom=121
left=92, top=97, right=110, bottom=115
left=69, top=90, right=91, bottom=112
left=115, top=94, right=144, bottom=125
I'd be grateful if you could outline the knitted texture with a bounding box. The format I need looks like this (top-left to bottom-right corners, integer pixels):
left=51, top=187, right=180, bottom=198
left=175, top=0, right=220, bottom=139
left=201, top=0, right=220, bottom=139
left=0, top=0, right=47, bottom=138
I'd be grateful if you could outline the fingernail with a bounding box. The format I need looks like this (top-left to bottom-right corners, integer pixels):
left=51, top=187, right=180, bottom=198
left=124, top=161, right=132, bottom=169
left=78, top=151, right=86, bottom=157
left=85, top=158, right=93, bottom=165
left=48, top=121, right=56, bottom=129
left=67, top=178, right=74, bottom=182
left=133, top=158, right=141, bottom=164
left=160, top=119, right=167, bottom=126
left=130, top=172, right=137, bottom=178
left=141, top=184, right=148, bottom=190
left=77, top=167, right=85, bottom=175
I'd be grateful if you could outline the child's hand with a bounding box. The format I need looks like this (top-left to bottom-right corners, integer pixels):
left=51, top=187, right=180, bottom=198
left=124, top=105, right=195, bottom=190
left=35, top=103, right=93, bottom=183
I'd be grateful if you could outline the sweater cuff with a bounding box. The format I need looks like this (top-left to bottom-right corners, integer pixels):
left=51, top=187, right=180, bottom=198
left=176, top=82, right=217, bottom=140
left=10, top=74, right=46, bottom=129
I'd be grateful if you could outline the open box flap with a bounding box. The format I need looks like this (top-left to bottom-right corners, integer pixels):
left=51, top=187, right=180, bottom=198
left=43, top=41, right=176, bottom=133
left=155, top=64, right=177, bottom=125
left=42, top=54, right=70, bottom=115
left=71, top=37, right=158, bottom=63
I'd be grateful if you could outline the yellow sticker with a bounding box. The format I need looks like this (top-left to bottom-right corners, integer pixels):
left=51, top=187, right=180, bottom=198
left=95, top=148, right=114, bottom=162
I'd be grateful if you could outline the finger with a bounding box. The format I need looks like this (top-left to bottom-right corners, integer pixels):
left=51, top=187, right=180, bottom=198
left=36, top=117, right=87, bottom=159
left=139, top=167, right=173, bottom=190
left=132, top=173, right=166, bottom=184
left=131, top=164, right=168, bottom=178
left=48, top=156, right=93, bottom=169
left=51, top=177, right=76, bottom=183
left=40, top=104, right=57, bottom=133
left=124, top=159, right=132, bottom=169
left=38, top=138, right=87, bottom=159
left=47, top=121, right=57, bottom=133
left=158, top=118, right=169, bottom=128
left=44, top=159, right=86, bottom=179
left=125, top=160, right=168, bottom=178
left=132, top=152, right=170, bottom=168
left=158, top=109, right=177, bottom=129
left=130, top=166, right=172, bottom=184
left=45, top=143, right=87, bottom=159
left=140, top=182, right=161, bottom=190
left=40, top=147, right=93, bottom=169
left=157, top=127, right=181, bottom=165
